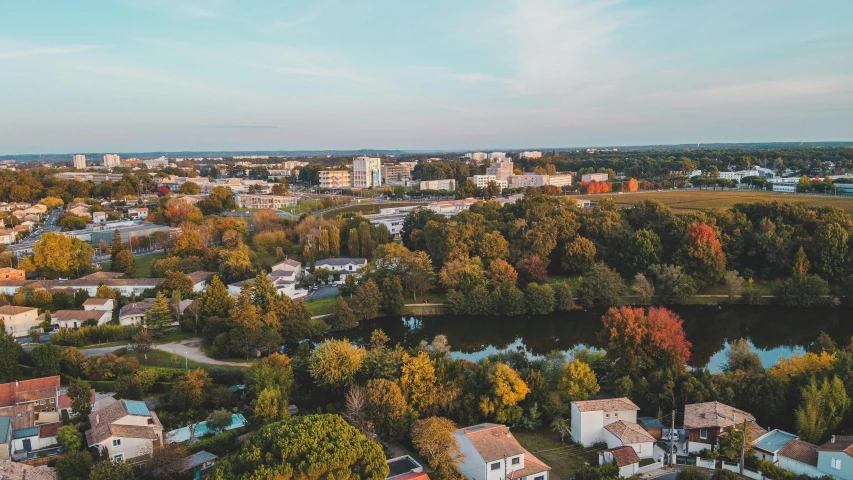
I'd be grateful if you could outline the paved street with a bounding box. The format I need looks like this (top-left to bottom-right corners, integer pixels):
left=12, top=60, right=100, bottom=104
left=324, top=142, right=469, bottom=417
left=154, top=338, right=250, bottom=366
left=81, top=345, right=128, bottom=357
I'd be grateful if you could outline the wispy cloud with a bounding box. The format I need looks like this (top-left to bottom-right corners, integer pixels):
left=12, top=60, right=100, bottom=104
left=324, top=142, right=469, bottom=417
left=122, top=0, right=227, bottom=19
left=450, top=73, right=512, bottom=84
left=0, top=44, right=100, bottom=60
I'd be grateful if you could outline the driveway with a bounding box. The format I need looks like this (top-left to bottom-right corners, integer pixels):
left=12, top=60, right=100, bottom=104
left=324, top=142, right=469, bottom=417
left=82, top=345, right=128, bottom=357
left=306, top=285, right=340, bottom=301
left=153, top=338, right=250, bottom=367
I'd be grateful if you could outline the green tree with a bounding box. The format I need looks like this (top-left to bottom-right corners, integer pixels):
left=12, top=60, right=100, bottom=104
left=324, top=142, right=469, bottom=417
left=145, top=292, right=173, bottom=337
left=26, top=232, right=93, bottom=279
left=350, top=280, right=382, bottom=321
left=627, top=229, right=663, bottom=273
left=380, top=277, right=405, bottom=315
left=347, top=228, right=360, bottom=257
left=456, top=178, right=478, bottom=199
left=650, top=264, right=697, bottom=304
left=792, top=245, right=811, bottom=276
left=110, top=230, right=123, bottom=264
left=329, top=296, right=358, bottom=331
left=0, top=325, right=22, bottom=382
left=230, top=288, right=262, bottom=359
left=206, top=408, right=233, bottom=434
left=310, top=339, right=365, bottom=391
left=676, top=467, right=708, bottom=480
left=202, top=275, right=233, bottom=318
left=246, top=353, right=294, bottom=423
left=365, top=379, right=409, bottom=440
left=31, top=343, right=62, bottom=376
left=560, top=359, right=600, bottom=401
left=113, top=248, right=135, bottom=275
left=813, top=223, right=849, bottom=281
left=89, top=459, right=135, bottom=480
left=562, top=236, right=597, bottom=273
left=525, top=283, right=555, bottom=315
left=632, top=273, right=655, bottom=303
left=553, top=282, right=575, bottom=311
left=67, top=379, right=92, bottom=417
left=56, top=425, right=83, bottom=452
left=577, top=262, right=627, bottom=309
left=774, top=274, right=830, bottom=308
left=55, top=451, right=93, bottom=480
left=209, top=414, right=389, bottom=480
left=796, top=376, right=850, bottom=443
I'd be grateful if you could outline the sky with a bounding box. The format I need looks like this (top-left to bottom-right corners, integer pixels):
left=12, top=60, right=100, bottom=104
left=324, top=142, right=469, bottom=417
left=1, top=0, right=852, bottom=154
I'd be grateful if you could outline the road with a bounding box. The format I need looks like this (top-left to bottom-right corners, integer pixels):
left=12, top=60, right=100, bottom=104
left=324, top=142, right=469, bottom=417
left=154, top=338, right=250, bottom=367
left=82, top=345, right=128, bottom=357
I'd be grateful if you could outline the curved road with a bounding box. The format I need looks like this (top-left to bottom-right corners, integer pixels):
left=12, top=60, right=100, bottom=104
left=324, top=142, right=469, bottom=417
left=153, top=338, right=250, bottom=367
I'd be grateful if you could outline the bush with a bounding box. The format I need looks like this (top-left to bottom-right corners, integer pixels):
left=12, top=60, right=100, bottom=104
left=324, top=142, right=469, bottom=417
left=206, top=367, right=244, bottom=386
left=187, top=428, right=242, bottom=457
left=676, top=467, right=709, bottom=480
left=50, top=324, right=140, bottom=347
left=774, top=274, right=831, bottom=308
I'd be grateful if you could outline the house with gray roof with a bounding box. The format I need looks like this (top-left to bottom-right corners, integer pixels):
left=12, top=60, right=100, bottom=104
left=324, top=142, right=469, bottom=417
left=86, top=400, right=163, bottom=464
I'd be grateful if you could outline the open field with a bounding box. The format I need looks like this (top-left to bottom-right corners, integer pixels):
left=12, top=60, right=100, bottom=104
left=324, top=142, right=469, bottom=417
left=280, top=198, right=320, bottom=215
left=100, top=252, right=166, bottom=278
left=305, top=297, right=337, bottom=316
left=513, top=429, right=598, bottom=480
left=578, top=190, right=853, bottom=214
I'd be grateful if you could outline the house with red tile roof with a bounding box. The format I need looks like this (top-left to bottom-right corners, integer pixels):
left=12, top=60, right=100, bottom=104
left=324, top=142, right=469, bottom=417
left=599, top=445, right=641, bottom=477
left=570, top=398, right=640, bottom=447
left=453, top=423, right=550, bottom=480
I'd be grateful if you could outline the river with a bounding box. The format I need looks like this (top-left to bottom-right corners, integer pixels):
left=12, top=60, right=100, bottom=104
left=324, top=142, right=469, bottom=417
left=331, top=306, right=853, bottom=373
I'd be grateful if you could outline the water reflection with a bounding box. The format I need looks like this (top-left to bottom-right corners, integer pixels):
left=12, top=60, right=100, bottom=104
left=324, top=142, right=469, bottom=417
left=331, top=306, right=852, bottom=373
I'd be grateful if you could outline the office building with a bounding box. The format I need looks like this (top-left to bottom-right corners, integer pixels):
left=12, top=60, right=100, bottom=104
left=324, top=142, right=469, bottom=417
left=466, top=152, right=488, bottom=162
left=352, top=156, right=381, bottom=189
left=234, top=194, right=297, bottom=210
left=489, top=152, right=507, bottom=160
left=419, top=179, right=457, bottom=191
left=581, top=173, right=609, bottom=183
left=319, top=170, right=351, bottom=190
left=521, top=151, right=543, bottom=159
left=103, top=154, right=121, bottom=167
left=73, top=155, right=86, bottom=169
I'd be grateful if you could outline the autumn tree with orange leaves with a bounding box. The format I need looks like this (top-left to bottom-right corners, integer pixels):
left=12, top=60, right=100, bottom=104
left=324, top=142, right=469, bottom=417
left=625, top=178, right=639, bottom=192
left=674, top=223, right=726, bottom=286
left=599, top=306, right=691, bottom=377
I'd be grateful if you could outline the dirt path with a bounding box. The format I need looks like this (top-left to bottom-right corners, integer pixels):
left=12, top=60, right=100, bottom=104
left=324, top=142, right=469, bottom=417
left=153, top=338, right=250, bottom=367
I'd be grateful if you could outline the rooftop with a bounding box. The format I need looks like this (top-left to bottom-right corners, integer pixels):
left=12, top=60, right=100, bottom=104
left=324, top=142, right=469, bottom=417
left=573, top=398, right=640, bottom=413
left=638, top=417, right=665, bottom=429
left=314, top=257, right=368, bottom=267
left=780, top=439, right=819, bottom=467
left=683, top=401, right=756, bottom=430
left=82, top=298, right=112, bottom=305
left=0, top=305, right=37, bottom=315
left=604, top=446, right=641, bottom=468
left=604, top=420, right=656, bottom=444
left=0, top=460, right=58, bottom=480
left=753, top=429, right=798, bottom=454
left=172, top=450, right=218, bottom=472
left=456, top=424, right=525, bottom=462
left=818, top=435, right=853, bottom=456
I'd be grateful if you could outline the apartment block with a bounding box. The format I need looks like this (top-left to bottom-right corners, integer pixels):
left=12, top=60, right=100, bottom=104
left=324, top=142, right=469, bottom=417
left=72, top=155, right=86, bottom=169
left=319, top=170, right=351, bottom=189
left=103, top=154, right=121, bottom=167
left=521, top=151, right=543, bottom=159
left=486, top=159, right=514, bottom=181
left=471, top=175, right=508, bottom=189
left=419, top=179, right=457, bottom=191
left=234, top=194, right=297, bottom=210
left=352, top=157, right=381, bottom=189
left=581, top=173, right=609, bottom=182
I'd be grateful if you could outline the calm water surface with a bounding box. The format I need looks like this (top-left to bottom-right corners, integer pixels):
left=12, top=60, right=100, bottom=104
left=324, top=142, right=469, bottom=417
left=332, top=306, right=853, bottom=373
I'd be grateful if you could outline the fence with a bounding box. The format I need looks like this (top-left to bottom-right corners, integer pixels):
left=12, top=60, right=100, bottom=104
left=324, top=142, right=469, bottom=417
left=637, top=460, right=665, bottom=474
left=721, top=461, right=762, bottom=480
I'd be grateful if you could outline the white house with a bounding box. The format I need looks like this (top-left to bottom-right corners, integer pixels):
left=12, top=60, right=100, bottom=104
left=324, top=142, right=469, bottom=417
left=83, top=298, right=114, bottom=312
left=571, top=398, right=640, bottom=447
left=603, top=420, right=655, bottom=458
left=85, top=399, right=164, bottom=464
left=312, top=258, right=367, bottom=280
left=0, top=305, right=39, bottom=337
left=118, top=302, right=154, bottom=326
left=51, top=309, right=111, bottom=329
left=453, top=423, right=550, bottom=480
left=752, top=429, right=798, bottom=464
left=779, top=439, right=822, bottom=478
left=271, top=259, right=301, bottom=283
left=188, top=271, right=212, bottom=293
left=599, top=446, right=641, bottom=478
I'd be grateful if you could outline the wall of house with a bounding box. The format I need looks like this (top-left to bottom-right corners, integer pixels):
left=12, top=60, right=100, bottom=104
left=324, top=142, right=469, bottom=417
left=778, top=457, right=823, bottom=478
left=620, top=463, right=638, bottom=477
left=119, top=314, right=144, bottom=326
left=818, top=452, right=853, bottom=480
left=571, top=406, right=605, bottom=446
left=99, top=436, right=154, bottom=463
left=687, top=428, right=718, bottom=453
left=1, top=310, right=39, bottom=336
left=453, top=433, right=485, bottom=480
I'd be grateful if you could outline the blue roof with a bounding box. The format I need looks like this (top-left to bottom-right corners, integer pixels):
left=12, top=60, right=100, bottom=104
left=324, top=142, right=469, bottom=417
left=0, top=416, right=11, bottom=440
left=639, top=417, right=666, bottom=429
left=124, top=400, right=150, bottom=416
left=13, top=427, right=39, bottom=439
left=754, top=430, right=798, bottom=453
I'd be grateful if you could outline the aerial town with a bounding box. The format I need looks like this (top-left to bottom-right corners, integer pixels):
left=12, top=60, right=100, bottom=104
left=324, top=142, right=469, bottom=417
left=0, top=145, right=852, bottom=480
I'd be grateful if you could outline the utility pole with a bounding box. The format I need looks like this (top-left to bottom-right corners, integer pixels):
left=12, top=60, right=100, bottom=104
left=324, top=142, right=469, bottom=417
left=670, top=409, right=675, bottom=467
left=740, top=419, right=747, bottom=475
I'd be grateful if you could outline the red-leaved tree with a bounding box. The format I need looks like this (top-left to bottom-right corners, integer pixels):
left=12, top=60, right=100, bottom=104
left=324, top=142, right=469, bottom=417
left=675, top=223, right=726, bottom=286
left=600, top=306, right=691, bottom=376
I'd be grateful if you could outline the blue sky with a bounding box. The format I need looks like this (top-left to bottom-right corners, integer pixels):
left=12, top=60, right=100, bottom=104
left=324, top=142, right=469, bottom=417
left=1, top=0, right=851, bottom=154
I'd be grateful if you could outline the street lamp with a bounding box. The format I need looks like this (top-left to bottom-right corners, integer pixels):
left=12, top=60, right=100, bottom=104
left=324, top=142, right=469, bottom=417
left=185, top=351, right=188, bottom=369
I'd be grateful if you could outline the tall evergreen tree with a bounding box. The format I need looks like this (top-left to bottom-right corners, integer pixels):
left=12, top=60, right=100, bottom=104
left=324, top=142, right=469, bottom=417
left=145, top=292, right=173, bottom=338
left=202, top=275, right=233, bottom=318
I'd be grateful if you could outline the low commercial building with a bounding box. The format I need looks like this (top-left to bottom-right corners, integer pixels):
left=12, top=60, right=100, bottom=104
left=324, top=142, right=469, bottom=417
left=234, top=194, right=296, bottom=210
left=419, top=179, right=456, bottom=191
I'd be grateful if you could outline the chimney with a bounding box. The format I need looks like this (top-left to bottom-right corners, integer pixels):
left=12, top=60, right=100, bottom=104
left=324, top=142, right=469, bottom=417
left=832, top=435, right=836, bottom=444
left=96, top=415, right=100, bottom=424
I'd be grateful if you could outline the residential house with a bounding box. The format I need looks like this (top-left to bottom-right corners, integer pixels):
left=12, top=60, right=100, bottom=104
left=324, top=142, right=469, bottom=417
left=753, top=429, right=799, bottom=464
left=779, top=440, right=822, bottom=478
left=85, top=399, right=164, bottom=464
left=0, top=229, right=16, bottom=245
left=58, top=387, right=96, bottom=417
left=51, top=309, right=111, bottom=329
left=313, top=258, right=367, bottom=279
left=603, top=420, right=655, bottom=458
left=119, top=302, right=154, bottom=326
left=599, top=446, right=641, bottom=478
left=0, top=377, right=60, bottom=413
left=0, top=267, right=25, bottom=280
left=0, top=404, right=62, bottom=462
left=817, top=435, right=853, bottom=480
left=570, top=398, right=641, bottom=447
left=66, top=204, right=91, bottom=218
left=0, top=305, right=39, bottom=336
left=83, top=298, right=115, bottom=312
left=453, top=423, right=551, bottom=480
left=683, top=401, right=764, bottom=454
left=17, top=221, right=36, bottom=232
left=0, top=273, right=162, bottom=297
left=127, top=207, right=148, bottom=220
left=637, top=417, right=664, bottom=440
left=271, top=259, right=301, bottom=282
left=92, top=211, right=107, bottom=224
left=188, top=271, right=212, bottom=293
left=169, top=451, right=218, bottom=478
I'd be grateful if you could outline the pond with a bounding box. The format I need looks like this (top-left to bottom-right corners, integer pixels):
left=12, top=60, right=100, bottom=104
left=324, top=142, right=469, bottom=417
left=331, top=306, right=853, bottom=373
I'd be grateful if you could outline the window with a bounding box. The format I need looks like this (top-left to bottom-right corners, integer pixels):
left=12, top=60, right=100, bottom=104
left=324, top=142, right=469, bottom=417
left=699, top=429, right=708, bottom=440
left=491, top=462, right=501, bottom=471
left=39, top=400, right=45, bottom=405
left=512, top=457, right=520, bottom=465
left=49, top=398, right=54, bottom=404
left=606, top=414, right=610, bottom=419
left=535, top=476, right=545, bottom=480
left=832, top=458, right=842, bottom=470
left=112, top=439, right=122, bottom=448
left=615, top=413, right=619, bottom=418
left=113, top=454, right=124, bottom=462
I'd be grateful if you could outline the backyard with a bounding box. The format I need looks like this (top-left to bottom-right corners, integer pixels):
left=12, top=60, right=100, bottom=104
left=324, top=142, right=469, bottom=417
left=99, top=251, right=166, bottom=278
left=513, top=429, right=599, bottom=480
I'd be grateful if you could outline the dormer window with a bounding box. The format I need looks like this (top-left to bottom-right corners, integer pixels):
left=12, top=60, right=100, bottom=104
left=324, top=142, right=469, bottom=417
left=512, top=457, right=520, bottom=465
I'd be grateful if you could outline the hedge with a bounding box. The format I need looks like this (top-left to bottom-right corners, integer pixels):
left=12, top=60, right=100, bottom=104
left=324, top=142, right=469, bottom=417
left=188, top=428, right=244, bottom=457
left=50, top=324, right=140, bottom=347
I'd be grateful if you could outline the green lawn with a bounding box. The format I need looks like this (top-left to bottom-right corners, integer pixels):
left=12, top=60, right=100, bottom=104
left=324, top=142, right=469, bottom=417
left=513, top=429, right=598, bottom=480
left=100, top=252, right=167, bottom=278
left=155, top=332, right=197, bottom=344
left=305, top=297, right=337, bottom=316
left=280, top=199, right=320, bottom=215
left=126, top=349, right=245, bottom=370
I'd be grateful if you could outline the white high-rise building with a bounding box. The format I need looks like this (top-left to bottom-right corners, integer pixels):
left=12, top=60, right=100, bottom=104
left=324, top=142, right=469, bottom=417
left=103, top=154, right=121, bottom=167
left=486, top=159, right=514, bottom=181
left=72, top=155, right=86, bottom=169
left=352, top=156, right=381, bottom=189
left=489, top=152, right=507, bottom=160
left=466, top=152, right=488, bottom=162
left=521, top=151, right=543, bottom=159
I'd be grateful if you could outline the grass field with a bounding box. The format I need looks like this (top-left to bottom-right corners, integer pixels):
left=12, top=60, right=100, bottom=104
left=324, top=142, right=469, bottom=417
left=579, top=190, right=853, bottom=215
left=319, top=202, right=426, bottom=219
left=126, top=349, right=244, bottom=370
left=305, top=297, right=337, bottom=316
left=280, top=198, right=320, bottom=215
left=513, top=429, right=598, bottom=480
left=100, top=252, right=166, bottom=278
